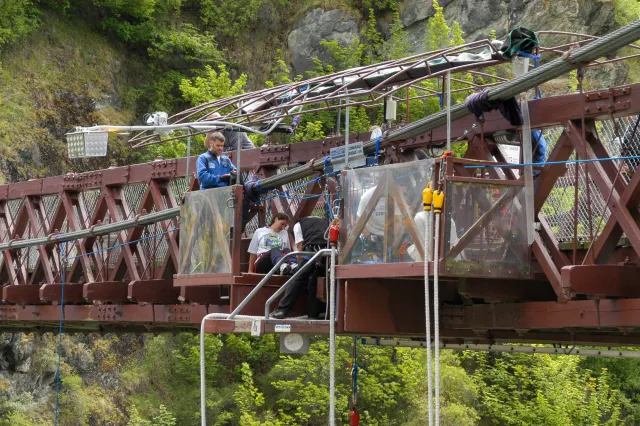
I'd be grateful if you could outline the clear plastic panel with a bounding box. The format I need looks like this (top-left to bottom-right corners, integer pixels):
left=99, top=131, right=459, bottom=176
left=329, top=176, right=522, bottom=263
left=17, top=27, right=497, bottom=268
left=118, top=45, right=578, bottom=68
left=341, top=159, right=435, bottom=264
left=178, top=187, right=233, bottom=275
left=443, top=181, right=531, bottom=279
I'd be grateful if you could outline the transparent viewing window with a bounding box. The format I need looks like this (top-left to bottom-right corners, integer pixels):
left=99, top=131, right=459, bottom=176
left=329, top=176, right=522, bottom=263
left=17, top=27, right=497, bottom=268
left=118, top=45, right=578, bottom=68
left=443, top=181, right=531, bottom=279
left=341, top=159, right=435, bottom=265
left=178, top=187, right=233, bottom=275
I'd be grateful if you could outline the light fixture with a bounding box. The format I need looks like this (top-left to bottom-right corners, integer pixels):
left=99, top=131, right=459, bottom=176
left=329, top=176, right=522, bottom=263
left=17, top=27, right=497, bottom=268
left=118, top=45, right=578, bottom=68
left=144, top=111, right=168, bottom=126
left=65, top=128, right=109, bottom=158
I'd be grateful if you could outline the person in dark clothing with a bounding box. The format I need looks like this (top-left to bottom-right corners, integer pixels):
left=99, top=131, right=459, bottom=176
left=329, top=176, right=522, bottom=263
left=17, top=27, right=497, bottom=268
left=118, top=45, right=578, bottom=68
left=222, top=129, right=255, bottom=152
left=270, top=216, right=329, bottom=319
left=197, top=132, right=237, bottom=190
left=209, top=112, right=256, bottom=152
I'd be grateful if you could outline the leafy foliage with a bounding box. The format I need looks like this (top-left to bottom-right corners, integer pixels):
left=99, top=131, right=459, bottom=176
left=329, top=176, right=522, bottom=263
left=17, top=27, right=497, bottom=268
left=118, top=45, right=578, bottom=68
left=0, top=0, right=39, bottom=47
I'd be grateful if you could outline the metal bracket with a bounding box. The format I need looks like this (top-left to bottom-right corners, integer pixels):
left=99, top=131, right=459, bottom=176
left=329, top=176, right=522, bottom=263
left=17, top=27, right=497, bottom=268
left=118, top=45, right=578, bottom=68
left=150, top=159, right=178, bottom=178
left=168, top=305, right=191, bottom=322
left=96, top=305, right=121, bottom=321
left=259, top=145, right=290, bottom=166
left=0, top=306, right=18, bottom=320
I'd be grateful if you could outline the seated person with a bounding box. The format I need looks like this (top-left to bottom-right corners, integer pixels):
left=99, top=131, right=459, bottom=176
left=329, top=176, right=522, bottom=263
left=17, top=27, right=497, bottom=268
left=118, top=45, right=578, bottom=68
left=271, top=216, right=328, bottom=319
left=197, top=132, right=237, bottom=190
left=248, top=213, right=297, bottom=274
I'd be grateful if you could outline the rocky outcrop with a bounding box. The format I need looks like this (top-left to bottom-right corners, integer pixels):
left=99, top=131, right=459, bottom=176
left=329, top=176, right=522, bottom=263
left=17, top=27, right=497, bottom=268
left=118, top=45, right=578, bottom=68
left=286, top=1, right=619, bottom=75
left=287, top=8, right=359, bottom=75
left=399, top=0, right=617, bottom=54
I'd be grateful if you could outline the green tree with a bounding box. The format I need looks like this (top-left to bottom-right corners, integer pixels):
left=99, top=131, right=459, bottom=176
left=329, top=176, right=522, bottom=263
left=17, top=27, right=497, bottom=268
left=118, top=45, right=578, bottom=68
left=0, top=0, right=39, bottom=47
left=361, top=7, right=382, bottom=65
left=382, top=10, right=410, bottom=61
left=425, top=0, right=449, bottom=52
left=179, top=64, right=247, bottom=107
left=462, top=350, right=623, bottom=425
left=266, top=49, right=293, bottom=88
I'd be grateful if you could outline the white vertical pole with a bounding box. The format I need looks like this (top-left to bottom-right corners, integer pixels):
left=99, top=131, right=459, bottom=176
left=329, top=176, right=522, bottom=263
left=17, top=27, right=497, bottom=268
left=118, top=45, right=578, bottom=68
left=446, top=72, right=451, bottom=152
left=329, top=247, right=336, bottom=426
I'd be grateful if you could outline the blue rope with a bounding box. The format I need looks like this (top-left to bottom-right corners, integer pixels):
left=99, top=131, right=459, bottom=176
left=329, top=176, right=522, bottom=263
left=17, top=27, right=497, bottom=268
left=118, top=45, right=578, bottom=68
left=438, top=93, right=444, bottom=109
left=352, top=335, right=358, bottom=401
left=374, top=135, right=381, bottom=160
left=463, top=154, right=640, bottom=169
left=54, top=240, right=65, bottom=426
left=517, top=49, right=543, bottom=99
left=53, top=227, right=179, bottom=423
left=250, top=170, right=338, bottom=205
left=516, top=50, right=540, bottom=68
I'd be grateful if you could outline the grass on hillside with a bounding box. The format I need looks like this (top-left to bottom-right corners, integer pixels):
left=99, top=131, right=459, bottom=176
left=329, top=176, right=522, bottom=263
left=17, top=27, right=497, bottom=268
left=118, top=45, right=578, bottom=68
left=0, top=10, right=148, bottom=182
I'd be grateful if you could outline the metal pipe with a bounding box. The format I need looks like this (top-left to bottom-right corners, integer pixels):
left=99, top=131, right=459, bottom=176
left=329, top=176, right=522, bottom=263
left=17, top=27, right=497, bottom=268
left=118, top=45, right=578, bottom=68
left=344, top=79, right=350, bottom=170
left=329, top=246, right=336, bottom=426
left=0, top=207, right=179, bottom=252
left=258, top=19, right=640, bottom=191
left=263, top=249, right=331, bottom=319
left=186, top=128, right=192, bottom=189
left=446, top=71, right=451, bottom=153
left=226, top=251, right=314, bottom=319
left=360, top=338, right=640, bottom=358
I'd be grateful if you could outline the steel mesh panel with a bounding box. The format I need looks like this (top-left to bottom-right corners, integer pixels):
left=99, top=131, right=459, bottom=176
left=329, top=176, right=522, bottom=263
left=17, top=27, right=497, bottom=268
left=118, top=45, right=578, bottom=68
left=170, top=178, right=188, bottom=200
left=597, top=115, right=640, bottom=183
left=123, top=183, right=148, bottom=217
left=7, top=199, right=22, bottom=225
left=538, top=117, right=640, bottom=243
left=81, top=190, right=101, bottom=226
left=244, top=215, right=259, bottom=237
left=42, top=195, right=60, bottom=223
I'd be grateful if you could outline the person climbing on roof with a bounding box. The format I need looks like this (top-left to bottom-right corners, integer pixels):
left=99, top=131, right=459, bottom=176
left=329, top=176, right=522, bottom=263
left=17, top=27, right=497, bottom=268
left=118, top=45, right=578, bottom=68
left=211, top=112, right=256, bottom=152
left=248, top=212, right=298, bottom=275
left=197, top=131, right=237, bottom=190
left=270, top=215, right=329, bottom=319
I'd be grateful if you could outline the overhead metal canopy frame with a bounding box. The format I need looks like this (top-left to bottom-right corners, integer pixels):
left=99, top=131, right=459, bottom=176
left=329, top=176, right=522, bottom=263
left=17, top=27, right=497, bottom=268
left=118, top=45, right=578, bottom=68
left=129, top=29, right=640, bottom=148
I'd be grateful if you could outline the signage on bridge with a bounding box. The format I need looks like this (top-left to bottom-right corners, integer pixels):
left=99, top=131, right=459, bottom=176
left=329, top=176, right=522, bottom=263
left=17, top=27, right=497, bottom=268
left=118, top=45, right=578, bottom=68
left=330, top=142, right=366, bottom=171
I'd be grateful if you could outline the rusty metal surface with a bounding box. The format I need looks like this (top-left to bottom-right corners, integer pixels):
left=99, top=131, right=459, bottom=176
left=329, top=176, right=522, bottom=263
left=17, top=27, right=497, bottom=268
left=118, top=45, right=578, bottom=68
left=0, top=87, right=638, bottom=342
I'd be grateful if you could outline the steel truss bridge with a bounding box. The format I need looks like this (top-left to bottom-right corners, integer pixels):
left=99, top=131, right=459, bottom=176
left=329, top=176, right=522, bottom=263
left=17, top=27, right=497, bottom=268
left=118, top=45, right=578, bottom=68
left=1, top=25, right=640, bottom=347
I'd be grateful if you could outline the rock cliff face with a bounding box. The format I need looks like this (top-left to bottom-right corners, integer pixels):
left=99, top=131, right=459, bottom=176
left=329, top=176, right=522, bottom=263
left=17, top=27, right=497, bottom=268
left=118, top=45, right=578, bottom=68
left=287, top=8, right=359, bottom=75
left=286, top=0, right=619, bottom=74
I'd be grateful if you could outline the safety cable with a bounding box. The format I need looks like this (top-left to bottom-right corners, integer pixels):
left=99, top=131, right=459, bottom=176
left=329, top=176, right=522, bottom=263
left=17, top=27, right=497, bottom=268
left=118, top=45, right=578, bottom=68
left=52, top=227, right=178, bottom=424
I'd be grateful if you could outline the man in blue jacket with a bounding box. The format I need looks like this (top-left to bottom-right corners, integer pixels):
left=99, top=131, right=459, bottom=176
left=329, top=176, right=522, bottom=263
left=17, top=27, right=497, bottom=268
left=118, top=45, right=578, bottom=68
left=197, top=132, right=237, bottom=190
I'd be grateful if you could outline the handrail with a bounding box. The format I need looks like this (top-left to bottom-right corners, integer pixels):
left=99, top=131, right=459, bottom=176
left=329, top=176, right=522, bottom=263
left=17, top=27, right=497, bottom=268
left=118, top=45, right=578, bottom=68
left=264, top=249, right=332, bottom=320
left=227, top=251, right=314, bottom=319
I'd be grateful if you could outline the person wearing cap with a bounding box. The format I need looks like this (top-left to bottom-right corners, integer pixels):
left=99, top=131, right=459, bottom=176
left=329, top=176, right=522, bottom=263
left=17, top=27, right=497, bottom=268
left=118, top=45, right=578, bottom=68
left=197, top=131, right=237, bottom=190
